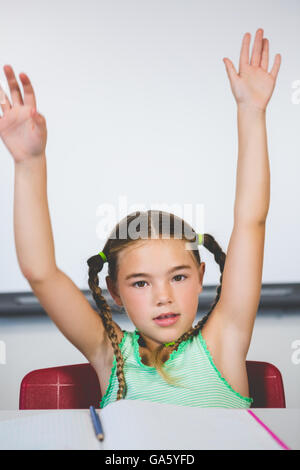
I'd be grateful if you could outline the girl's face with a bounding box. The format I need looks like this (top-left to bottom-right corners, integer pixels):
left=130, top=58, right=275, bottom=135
left=106, top=239, right=205, bottom=351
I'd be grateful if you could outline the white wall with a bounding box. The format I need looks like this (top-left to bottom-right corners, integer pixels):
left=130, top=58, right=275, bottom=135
left=0, top=312, right=299, bottom=409
left=0, top=0, right=300, bottom=293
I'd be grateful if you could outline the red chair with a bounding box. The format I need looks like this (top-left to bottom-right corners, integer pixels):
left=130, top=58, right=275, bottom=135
left=246, top=361, right=286, bottom=408
left=19, top=360, right=286, bottom=410
left=19, top=363, right=101, bottom=410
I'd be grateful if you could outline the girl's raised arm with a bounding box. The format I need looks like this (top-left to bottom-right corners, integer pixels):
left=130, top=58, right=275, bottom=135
left=215, top=29, right=281, bottom=356
left=0, top=65, right=109, bottom=364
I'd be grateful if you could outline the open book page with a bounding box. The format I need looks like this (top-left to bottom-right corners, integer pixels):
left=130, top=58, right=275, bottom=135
left=99, top=399, right=285, bottom=450
left=0, top=400, right=287, bottom=450
left=0, top=410, right=101, bottom=450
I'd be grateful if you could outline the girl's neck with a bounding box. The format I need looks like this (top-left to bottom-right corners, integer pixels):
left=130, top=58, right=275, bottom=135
left=137, top=331, right=161, bottom=352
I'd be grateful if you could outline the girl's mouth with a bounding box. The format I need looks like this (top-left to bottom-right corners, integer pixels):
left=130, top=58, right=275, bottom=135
left=153, top=313, right=180, bottom=327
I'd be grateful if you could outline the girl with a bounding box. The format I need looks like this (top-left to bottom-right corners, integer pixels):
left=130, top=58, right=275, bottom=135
left=1, top=28, right=281, bottom=409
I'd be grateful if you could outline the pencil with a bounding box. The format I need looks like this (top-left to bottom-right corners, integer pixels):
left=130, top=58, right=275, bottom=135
left=89, top=405, right=104, bottom=441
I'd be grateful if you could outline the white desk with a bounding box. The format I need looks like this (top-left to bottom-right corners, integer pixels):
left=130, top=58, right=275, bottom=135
left=0, top=406, right=299, bottom=450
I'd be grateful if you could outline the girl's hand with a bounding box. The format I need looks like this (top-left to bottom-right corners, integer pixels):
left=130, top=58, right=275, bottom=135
left=0, top=65, right=47, bottom=163
left=223, top=28, right=281, bottom=111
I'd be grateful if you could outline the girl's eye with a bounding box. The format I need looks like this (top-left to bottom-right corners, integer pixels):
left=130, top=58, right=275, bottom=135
left=133, top=280, right=148, bottom=288
left=173, top=274, right=187, bottom=282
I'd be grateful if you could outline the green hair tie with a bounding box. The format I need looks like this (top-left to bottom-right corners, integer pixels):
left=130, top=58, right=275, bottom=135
left=198, top=233, right=203, bottom=245
left=164, top=341, right=175, bottom=347
left=98, top=251, right=107, bottom=263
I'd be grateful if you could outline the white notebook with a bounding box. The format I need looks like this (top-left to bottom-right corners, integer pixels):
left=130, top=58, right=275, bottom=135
left=0, top=400, right=289, bottom=450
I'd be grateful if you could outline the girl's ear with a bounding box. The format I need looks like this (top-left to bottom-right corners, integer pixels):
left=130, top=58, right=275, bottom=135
left=198, top=262, right=206, bottom=290
left=106, top=276, right=123, bottom=307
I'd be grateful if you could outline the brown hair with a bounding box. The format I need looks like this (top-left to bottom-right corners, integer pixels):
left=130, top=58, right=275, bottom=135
left=87, top=210, right=226, bottom=399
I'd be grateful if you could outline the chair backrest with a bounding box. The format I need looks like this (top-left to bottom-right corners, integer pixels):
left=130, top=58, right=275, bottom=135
left=19, top=360, right=286, bottom=410
left=246, top=360, right=286, bottom=408
left=19, top=363, right=101, bottom=410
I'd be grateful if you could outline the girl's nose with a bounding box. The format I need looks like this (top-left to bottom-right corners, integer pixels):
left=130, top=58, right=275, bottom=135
left=157, top=297, right=173, bottom=306
left=155, top=284, right=173, bottom=305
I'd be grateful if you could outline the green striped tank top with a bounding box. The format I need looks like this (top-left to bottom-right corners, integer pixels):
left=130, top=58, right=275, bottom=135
left=99, top=328, right=253, bottom=409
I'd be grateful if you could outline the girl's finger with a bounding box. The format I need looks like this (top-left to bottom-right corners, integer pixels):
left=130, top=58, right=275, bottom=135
left=19, top=72, right=37, bottom=110
left=239, top=32, right=251, bottom=72
left=260, top=38, right=269, bottom=71
left=3, top=65, right=24, bottom=106
left=250, top=28, right=264, bottom=67
left=223, top=57, right=238, bottom=83
left=270, top=54, right=281, bottom=80
left=0, top=81, right=12, bottom=116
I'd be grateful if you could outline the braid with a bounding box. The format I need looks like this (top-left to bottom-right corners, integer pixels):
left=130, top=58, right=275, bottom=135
left=87, top=254, right=127, bottom=400
left=196, top=233, right=225, bottom=329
